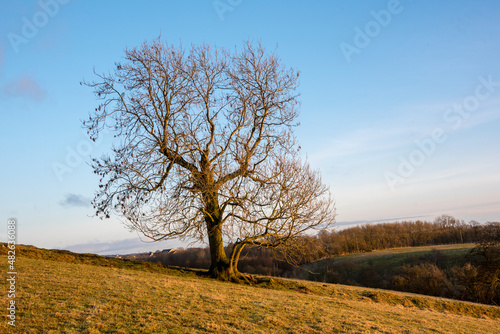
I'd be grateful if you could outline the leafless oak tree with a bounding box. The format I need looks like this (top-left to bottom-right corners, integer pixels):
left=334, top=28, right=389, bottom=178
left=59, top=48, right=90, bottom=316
left=84, top=38, right=335, bottom=280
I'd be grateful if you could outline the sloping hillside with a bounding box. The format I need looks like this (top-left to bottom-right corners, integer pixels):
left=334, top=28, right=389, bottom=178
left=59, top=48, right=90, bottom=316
left=304, top=243, right=475, bottom=276
left=1, top=243, right=499, bottom=333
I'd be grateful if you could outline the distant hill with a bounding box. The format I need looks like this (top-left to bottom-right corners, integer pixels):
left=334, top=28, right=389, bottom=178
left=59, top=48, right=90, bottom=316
left=1, top=243, right=499, bottom=333
left=303, top=243, right=500, bottom=305
left=305, top=243, right=475, bottom=272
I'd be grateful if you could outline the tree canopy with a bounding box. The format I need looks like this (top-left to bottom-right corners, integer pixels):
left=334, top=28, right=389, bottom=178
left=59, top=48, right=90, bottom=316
left=84, top=38, right=335, bottom=280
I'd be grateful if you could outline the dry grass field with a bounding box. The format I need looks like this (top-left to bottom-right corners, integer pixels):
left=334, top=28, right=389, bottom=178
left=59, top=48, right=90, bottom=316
left=1, top=244, right=499, bottom=333
left=303, top=243, right=477, bottom=278
left=319, top=243, right=476, bottom=262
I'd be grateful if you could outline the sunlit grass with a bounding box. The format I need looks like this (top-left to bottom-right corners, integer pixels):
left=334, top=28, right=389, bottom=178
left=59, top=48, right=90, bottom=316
left=327, top=243, right=475, bottom=261
left=305, top=243, right=477, bottom=273
left=0, top=244, right=498, bottom=333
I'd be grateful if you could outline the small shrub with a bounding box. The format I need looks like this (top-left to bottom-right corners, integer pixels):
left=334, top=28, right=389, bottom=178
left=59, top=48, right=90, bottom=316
left=393, top=263, right=452, bottom=297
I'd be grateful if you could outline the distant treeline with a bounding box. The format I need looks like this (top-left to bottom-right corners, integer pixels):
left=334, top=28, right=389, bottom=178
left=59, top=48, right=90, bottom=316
left=315, top=216, right=500, bottom=257
left=138, top=215, right=499, bottom=272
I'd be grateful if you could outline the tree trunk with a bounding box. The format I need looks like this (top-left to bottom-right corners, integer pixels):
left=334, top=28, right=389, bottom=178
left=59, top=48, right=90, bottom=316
left=203, top=189, right=232, bottom=280
left=229, top=243, right=246, bottom=276
left=207, top=220, right=232, bottom=280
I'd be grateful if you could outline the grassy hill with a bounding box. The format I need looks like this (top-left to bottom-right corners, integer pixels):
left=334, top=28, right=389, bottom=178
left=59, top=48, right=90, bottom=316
left=304, top=243, right=476, bottom=274
left=315, top=243, right=474, bottom=262
left=323, top=243, right=473, bottom=260
left=1, top=243, right=499, bottom=333
left=302, top=244, right=487, bottom=300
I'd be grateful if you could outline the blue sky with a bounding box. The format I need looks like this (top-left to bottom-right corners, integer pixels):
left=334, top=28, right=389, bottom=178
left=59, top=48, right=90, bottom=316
left=1, top=0, right=499, bottom=254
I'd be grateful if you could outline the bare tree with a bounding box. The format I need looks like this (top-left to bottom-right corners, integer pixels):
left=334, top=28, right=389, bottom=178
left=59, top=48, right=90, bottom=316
left=84, top=38, right=335, bottom=280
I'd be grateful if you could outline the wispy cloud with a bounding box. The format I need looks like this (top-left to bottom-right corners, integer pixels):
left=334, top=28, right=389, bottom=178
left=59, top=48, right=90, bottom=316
left=311, top=95, right=500, bottom=167
left=308, top=124, right=416, bottom=164
left=60, top=194, right=91, bottom=208
left=3, top=75, right=47, bottom=101
left=399, top=158, right=500, bottom=189
left=401, top=94, right=500, bottom=133
left=454, top=100, right=500, bottom=131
